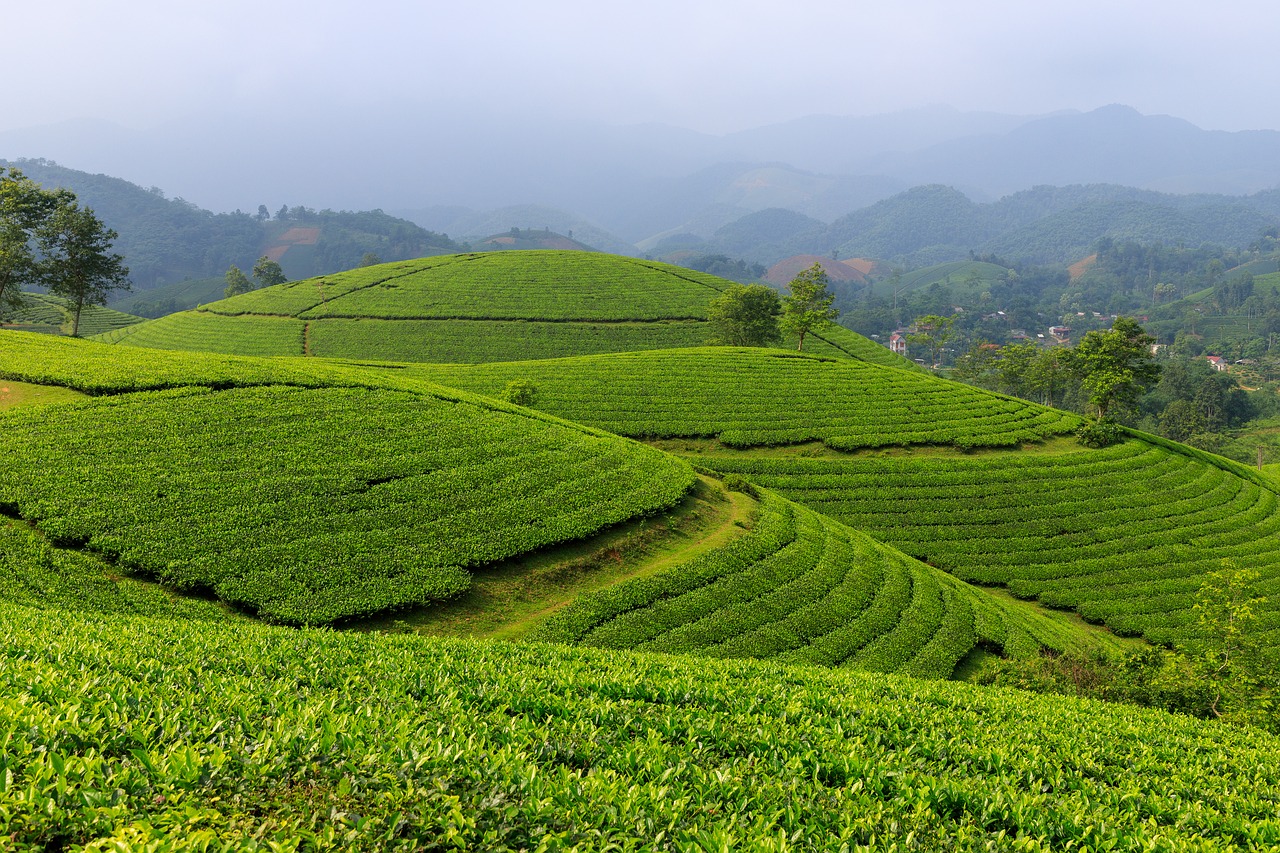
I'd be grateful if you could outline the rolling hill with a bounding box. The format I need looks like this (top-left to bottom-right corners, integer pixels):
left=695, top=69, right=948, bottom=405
left=92, top=251, right=912, bottom=368
left=0, top=332, right=1098, bottom=675
left=411, top=349, right=1280, bottom=657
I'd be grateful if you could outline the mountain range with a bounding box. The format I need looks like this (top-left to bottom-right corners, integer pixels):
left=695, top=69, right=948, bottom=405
left=4, top=104, right=1277, bottom=249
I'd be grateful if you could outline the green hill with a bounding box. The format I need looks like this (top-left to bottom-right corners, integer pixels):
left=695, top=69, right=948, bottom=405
left=2, top=159, right=464, bottom=290
left=0, top=335, right=695, bottom=626
left=870, top=260, right=1011, bottom=299
left=410, top=348, right=1278, bottom=656
left=0, top=333, right=1097, bottom=672
left=410, top=348, right=1080, bottom=450
left=93, top=251, right=912, bottom=368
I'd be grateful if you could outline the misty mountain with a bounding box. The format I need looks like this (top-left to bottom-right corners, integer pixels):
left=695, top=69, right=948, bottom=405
left=690, top=184, right=1280, bottom=268
left=6, top=105, right=1275, bottom=251
left=3, top=159, right=460, bottom=290
left=863, top=105, right=1280, bottom=198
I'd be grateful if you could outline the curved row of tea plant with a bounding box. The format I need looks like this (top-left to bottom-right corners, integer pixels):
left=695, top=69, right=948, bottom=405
left=91, top=251, right=915, bottom=367
left=535, top=489, right=1101, bottom=677
left=0, top=521, right=233, bottom=623
left=5, top=292, right=143, bottom=336
left=93, top=312, right=306, bottom=356
left=0, top=383, right=695, bottom=624
left=3, top=602, right=1278, bottom=851
left=706, top=438, right=1280, bottom=654
left=410, top=347, right=1080, bottom=449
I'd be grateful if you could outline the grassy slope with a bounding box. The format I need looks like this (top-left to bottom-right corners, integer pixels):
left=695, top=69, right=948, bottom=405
left=4, top=601, right=1279, bottom=851
left=0, top=333, right=695, bottom=626
left=407, top=348, right=1081, bottom=450
left=408, top=347, right=1279, bottom=655
left=0, top=332, right=1104, bottom=676
left=91, top=251, right=914, bottom=369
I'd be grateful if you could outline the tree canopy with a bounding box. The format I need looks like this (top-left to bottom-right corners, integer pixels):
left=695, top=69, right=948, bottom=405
left=780, top=263, right=838, bottom=352
left=0, top=167, right=57, bottom=319
left=1066, top=316, right=1160, bottom=419
left=252, top=256, right=287, bottom=289
left=706, top=283, right=781, bottom=347
left=38, top=199, right=130, bottom=336
left=1, top=167, right=129, bottom=333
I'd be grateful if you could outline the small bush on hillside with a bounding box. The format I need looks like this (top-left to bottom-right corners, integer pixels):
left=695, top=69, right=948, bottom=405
left=720, top=473, right=758, bottom=497
left=1076, top=418, right=1123, bottom=448
left=502, top=379, right=539, bottom=408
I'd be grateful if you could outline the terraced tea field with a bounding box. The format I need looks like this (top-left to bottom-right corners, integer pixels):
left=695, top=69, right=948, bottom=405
left=3, top=292, right=143, bottom=337
left=0, top=333, right=1101, bottom=670
left=411, top=347, right=1081, bottom=449
left=4, top=602, right=1278, bottom=851
left=93, top=251, right=912, bottom=367
left=706, top=435, right=1280, bottom=654
left=534, top=490, right=1111, bottom=679
left=0, top=341, right=696, bottom=625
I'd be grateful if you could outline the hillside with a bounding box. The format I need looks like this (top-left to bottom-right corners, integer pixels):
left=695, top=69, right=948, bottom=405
left=0, top=332, right=1099, bottom=672
left=412, top=349, right=1279, bottom=656
left=7, top=602, right=1278, bottom=851
left=93, top=251, right=913, bottom=368
left=1, top=158, right=463, bottom=290
left=1, top=291, right=143, bottom=336
left=700, top=183, right=1280, bottom=267
left=0, top=334, right=696, bottom=626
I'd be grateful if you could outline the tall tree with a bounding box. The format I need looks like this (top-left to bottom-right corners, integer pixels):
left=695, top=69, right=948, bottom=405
left=706, top=283, right=781, bottom=347
left=224, top=265, right=253, bottom=298
left=0, top=167, right=56, bottom=320
left=1065, top=316, right=1160, bottom=419
left=780, top=263, right=838, bottom=352
left=37, top=197, right=129, bottom=336
left=252, top=256, right=287, bottom=289
left=906, top=314, right=956, bottom=369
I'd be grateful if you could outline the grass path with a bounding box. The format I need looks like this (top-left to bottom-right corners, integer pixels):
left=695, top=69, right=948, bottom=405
left=0, top=379, right=85, bottom=410
left=363, top=475, right=756, bottom=639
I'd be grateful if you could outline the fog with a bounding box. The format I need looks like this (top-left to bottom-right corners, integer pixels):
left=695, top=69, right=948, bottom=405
left=4, top=0, right=1279, bottom=219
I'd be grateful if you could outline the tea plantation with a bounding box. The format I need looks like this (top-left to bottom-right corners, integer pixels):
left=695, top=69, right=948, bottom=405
left=3, top=603, right=1278, bottom=851
left=6, top=260, right=1280, bottom=850
left=410, top=347, right=1081, bottom=450
left=93, top=251, right=910, bottom=367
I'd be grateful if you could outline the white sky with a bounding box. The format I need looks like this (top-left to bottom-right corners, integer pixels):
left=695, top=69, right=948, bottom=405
left=6, top=0, right=1279, bottom=134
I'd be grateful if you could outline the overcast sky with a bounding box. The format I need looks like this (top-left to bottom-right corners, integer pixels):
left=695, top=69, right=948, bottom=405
left=6, top=0, right=1280, bottom=136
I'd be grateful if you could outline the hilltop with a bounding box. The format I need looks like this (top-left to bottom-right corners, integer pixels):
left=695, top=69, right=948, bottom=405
left=94, top=251, right=911, bottom=367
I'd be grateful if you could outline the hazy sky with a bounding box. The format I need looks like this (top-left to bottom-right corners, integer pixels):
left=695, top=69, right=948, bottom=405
left=7, top=0, right=1279, bottom=136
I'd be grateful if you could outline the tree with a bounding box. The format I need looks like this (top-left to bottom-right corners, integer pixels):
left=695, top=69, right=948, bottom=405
left=0, top=167, right=57, bottom=319
left=252, top=256, right=287, bottom=289
left=37, top=197, right=129, bottom=336
left=906, top=314, right=955, bottom=369
left=501, top=379, right=539, bottom=408
left=707, top=283, right=781, bottom=347
left=780, top=263, right=838, bottom=352
left=1193, top=562, right=1269, bottom=722
left=360, top=252, right=382, bottom=267
left=256, top=205, right=270, bottom=221
left=1065, top=316, right=1160, bottom=419
left=224, top=265, right=253, bottom=298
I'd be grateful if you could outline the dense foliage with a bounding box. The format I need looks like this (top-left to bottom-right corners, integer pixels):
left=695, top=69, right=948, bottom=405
left=706, top=436, right=1280, bottom=656
left=2, top=603, right=1278, bottom=851
left=410, top=348, right=1080, bottom=450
